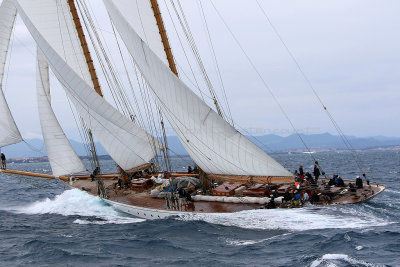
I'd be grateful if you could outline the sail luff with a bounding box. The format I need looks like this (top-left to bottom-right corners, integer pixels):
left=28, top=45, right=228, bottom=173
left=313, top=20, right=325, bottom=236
left=103, top=1, right=292, bottom=177
left=0, top=0, right=22, bottom=148
left=36, top=48, right=86, bottom=176
left=15, top=0, right=162, bottom=170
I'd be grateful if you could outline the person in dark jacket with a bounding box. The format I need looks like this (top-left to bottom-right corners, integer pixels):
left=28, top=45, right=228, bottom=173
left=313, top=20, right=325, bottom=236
left=355, top=176, right=363, bottom=188
left=265, top=196, right=276, bottom=209
left=1, top=152, right=5, bottom=169
left=299, top=165, right=304, bottom=180
left=305, top=172, right=313, bottom=181
left=283, top=189, right=292, bottom=203
left=313, top=161, right=321, bottom=181
left=337, top=176, right=345, bottom=187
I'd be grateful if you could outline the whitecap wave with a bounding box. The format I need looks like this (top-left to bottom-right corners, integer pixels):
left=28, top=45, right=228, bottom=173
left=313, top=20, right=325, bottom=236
left=177, top=207, right=390, bottom=231
left=310, top=254, right=383, bottom=267
left=225, top=233, right=292, bottom=246
left=10, top=189, right=145, bottom=224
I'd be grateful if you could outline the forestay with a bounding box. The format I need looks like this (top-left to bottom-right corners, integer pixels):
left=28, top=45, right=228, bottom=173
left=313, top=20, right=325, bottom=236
left=104, top=1, right=292, bottom=177
left=36, top=48, right=86, bottom=176
left=0, top=0, right=22, bottom=147
left=15, top=0, right=161, bottom=170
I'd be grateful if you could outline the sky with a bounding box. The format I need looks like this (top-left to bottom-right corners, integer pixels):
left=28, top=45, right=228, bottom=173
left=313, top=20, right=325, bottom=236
left=2, top=0, right=400, bottom=143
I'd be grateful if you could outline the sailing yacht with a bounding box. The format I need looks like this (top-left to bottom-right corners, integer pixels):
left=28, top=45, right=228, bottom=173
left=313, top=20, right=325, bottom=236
left=0, top=0, right=385, bottom=219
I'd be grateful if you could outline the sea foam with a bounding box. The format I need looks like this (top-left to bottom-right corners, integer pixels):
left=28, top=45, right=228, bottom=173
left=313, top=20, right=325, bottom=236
left=177, top=206, right=390, bottom=231
left=11, top=189, right=145, bottom=225
left=310, top=254, right=383, bottom=267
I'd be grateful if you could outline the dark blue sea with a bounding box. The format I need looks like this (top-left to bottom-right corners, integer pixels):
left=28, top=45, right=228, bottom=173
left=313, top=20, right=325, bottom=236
left=0, top=151, right=399, bottom=266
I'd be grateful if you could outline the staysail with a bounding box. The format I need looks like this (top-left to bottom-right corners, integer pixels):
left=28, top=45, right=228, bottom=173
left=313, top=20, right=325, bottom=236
left=104, top=1, right=292, bottom=177
left=36, top=48, right=86, bottom=176
left=0, top=0, right=22, bottom=147
left=15, top=0, right=161, bottom=170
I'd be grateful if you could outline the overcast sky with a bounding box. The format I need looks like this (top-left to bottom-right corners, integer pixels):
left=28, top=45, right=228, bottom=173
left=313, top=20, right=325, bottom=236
left=2, top=0, right=400, bottom=142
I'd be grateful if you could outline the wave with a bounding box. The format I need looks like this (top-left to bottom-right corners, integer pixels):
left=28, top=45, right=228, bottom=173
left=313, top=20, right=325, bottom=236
left=225, top=233, right=292, bottom=246
left=310, top=254, right=384, bottom=267
left=9, top=189, right=145, bottom=225
left=177, top=207, right=391, bottom=231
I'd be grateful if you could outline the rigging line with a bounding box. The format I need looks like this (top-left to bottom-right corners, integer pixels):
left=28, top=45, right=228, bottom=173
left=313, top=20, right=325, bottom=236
left=57, top=0, right=97, bottom=168
left=255, top=1, right=366, bottom=176
left=110, top=22, right=146, bottom=130
left=77, top=1, right=131, bottom=117
left=176, top=64, right=213, bottom=100
left=197, top=0, right=234, bottom=126
left=209, top=0, right=321, bottom=169
left=162, top=0, right=207, bottom=101
left=172, top=0, right=227, bottom=119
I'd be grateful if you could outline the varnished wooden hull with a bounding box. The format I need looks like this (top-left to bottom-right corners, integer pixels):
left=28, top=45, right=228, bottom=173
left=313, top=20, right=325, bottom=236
left=66, top=176, right=386, bottom=220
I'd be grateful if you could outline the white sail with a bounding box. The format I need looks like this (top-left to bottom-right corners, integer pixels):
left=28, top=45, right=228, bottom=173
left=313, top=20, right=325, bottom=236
left=15, top=0, right=161, bottom=170
left=104, top=1, right=292, bottom=177
left=0, top=0, right=22, bottom=147
left=109, top=0, right=168, bottom=66
left=36, top=48, right=86, bottom=176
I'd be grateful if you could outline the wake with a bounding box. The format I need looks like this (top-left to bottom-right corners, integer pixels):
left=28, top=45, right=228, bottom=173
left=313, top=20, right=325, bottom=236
left=9, top=189, right=145, bottom=225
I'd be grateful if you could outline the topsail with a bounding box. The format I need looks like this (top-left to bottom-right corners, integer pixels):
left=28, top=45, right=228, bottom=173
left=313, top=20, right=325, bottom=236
left=0, top=0, right=22, bottom=147
left=104, top=1, right=292, bottom=177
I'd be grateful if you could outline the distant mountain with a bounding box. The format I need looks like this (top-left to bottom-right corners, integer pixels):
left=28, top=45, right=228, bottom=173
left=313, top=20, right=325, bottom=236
left=2, top=133, right=399, bottom=158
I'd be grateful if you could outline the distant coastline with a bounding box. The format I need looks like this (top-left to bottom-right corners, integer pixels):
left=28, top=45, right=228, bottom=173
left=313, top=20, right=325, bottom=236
left=6, top=146, right=399, bottom=163
left=2, top=133, right=399, bottom=159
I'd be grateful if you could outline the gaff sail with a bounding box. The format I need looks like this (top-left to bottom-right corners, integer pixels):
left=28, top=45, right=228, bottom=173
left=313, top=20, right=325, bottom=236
left=103, top=1, right=292, bottom=177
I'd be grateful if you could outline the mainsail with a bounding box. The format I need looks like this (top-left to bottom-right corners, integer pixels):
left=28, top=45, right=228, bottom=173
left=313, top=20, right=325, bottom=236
left=0, top=0, right=22, bottom=147
left=104, top=1, right=292, bottom=177
left=15, top=0, right=161, bottom=170
left=36, top=48, right=86, bottom=176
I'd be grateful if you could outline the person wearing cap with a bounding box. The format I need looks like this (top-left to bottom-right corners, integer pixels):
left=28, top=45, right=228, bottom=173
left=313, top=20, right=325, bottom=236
left=355, top=175, right=363, bottom=188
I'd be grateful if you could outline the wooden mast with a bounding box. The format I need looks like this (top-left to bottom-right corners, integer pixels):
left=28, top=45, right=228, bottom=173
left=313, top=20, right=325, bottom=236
left=67, top=0, right=107, bottom=197
left=67, top=0, right=103, bottom=97
left=150, top=0, right=177, bottom=171
left=150, top=0, right=178, bottom=77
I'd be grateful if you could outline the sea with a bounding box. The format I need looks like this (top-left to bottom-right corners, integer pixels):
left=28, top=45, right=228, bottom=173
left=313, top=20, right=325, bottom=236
left=0, top=151, right=399, bottom=267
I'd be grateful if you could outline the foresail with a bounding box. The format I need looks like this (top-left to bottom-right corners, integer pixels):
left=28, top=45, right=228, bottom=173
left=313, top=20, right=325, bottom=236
left=15, top=0, right=161, bottom=170
left=0, top=0, right=22, bottom=147
left=104, top=1, right=292, bottom=177
left=36, top=48, right=86, bottom=176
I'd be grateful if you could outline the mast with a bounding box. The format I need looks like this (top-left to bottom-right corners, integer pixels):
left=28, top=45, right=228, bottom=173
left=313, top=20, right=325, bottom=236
left=67, top=0, right=106, bottom=197
left=150, top=0, right=176, bottom=171
left=150, top=0, right=178, bottom=77
left=67, top=0, right=103, bottom=97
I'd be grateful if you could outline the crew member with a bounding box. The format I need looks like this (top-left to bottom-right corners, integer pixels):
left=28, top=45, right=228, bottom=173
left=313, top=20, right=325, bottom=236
left=355, top=176, right=363, bottom=189
left=299, top=165, right=304, bottom=180
left=187, top=165, right=192, bottom=174
left=313, top=161, right=321, bottom=181
left=1, top=152, right=6, bottom=169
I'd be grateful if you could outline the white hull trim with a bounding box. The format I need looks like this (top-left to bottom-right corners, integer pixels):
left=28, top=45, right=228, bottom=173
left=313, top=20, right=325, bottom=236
left=103, top=198, right=217, bottom=220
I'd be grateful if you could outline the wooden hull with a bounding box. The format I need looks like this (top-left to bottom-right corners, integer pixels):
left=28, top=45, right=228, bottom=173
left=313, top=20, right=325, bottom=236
left=66, top=176, right=386, bottom=220
left=1, top=169, right=386, bottom=220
